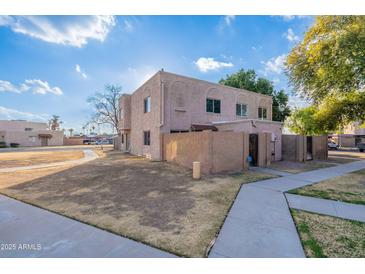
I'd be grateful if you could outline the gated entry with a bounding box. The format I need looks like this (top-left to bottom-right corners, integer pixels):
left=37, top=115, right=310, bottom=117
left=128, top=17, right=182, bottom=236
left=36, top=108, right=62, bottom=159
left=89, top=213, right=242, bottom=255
left=249, top=133, right=258, bottom=166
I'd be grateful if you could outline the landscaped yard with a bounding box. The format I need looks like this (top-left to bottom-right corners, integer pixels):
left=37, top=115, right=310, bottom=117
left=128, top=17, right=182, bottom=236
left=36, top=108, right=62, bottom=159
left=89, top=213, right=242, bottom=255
left=269, top=160, right=335, bottom=174
left=291, top=209, right=365, bottom=258
left=0, top=151, right=276, bottom=257
left=0, top=150, right=84, bottom=168
left=288, top=168, right=365, bottom=205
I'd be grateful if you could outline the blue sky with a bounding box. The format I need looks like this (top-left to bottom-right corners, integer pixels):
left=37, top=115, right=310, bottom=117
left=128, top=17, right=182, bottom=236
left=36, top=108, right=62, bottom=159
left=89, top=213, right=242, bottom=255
left=0, top=15, right=313, bottom=134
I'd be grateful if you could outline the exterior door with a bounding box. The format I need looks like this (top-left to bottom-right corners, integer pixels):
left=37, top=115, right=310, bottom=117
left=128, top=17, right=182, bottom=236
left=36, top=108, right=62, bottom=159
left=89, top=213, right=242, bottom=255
left=306, top=136, right=313, bottom=160
left=41, top=137, right=48, bottom=146
left=249, top=134, right=258, bottom=166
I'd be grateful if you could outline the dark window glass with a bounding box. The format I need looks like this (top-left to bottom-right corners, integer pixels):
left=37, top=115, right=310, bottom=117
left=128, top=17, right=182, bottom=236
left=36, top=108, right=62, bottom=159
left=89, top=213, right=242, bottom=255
left=143, top=131, right=150, bottom=146
left=236, top=104, right=241, bottom=116
left=258, top=107, right=262, bottom=119
left=262, top=108, right=267, bottom=119
left=263, top=108, right=267, bottom=119
left=121, top=134, right=124, bottom=144
left=213, top=99, right=221, bottom=113
left=206, top=98, right=213, bottom=113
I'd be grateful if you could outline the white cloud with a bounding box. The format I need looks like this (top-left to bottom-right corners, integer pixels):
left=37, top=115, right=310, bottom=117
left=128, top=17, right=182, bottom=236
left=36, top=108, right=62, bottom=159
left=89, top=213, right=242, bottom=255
left=75, top=64, right=88, bottom=79
left=262, top=54, right=286, bottom=75
left=122, top=19, right=134, bottom=32
left=0, top=15, right=116, bottom=47
left=283, top=28, right=299, bottom=42
left=119, top=66, right=157, bottom=92
left=279, top=15, right=309, bottom=21
left=224, top=15, right=235, bottom=26
left=0, top=106, right=49, bottom=122
left=0, top=79, right=62, bottom=95
left=194, top=57, right=233, bottom=72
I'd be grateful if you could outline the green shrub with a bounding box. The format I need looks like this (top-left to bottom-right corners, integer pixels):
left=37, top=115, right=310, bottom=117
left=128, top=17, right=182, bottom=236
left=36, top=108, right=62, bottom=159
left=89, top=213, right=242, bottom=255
left=10, top=143, right=20, bottom=148
left=0, top=141, right=6, bottom=148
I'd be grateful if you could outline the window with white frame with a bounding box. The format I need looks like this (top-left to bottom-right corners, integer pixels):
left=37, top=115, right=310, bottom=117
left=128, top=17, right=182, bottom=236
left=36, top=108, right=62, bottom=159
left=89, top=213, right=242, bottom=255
left=206, top=98, right=221, bottom=114
left=236, top=103, right=247, bottom=117
left=258, top=107, right=267, bottom=120
left=144, top=96, right=151, bottom=113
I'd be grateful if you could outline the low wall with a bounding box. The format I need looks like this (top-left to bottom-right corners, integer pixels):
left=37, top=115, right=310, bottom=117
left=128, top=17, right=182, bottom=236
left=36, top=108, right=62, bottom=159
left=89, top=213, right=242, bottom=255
left=282, top=134, right=328, bottom=162
left=312, top=135, right=328, bottom=160
left=63, top=137, right=84, bottom=146
left=162, top=131, right=271, bottom=174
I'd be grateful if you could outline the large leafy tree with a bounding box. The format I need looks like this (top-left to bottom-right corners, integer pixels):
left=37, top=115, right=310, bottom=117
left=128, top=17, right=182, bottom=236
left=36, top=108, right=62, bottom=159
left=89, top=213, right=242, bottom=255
left=285, top=106, right=325, bottom=135
left=286, top=16, right=365, bottom=130
left=219, top=69, right=291, bottom=122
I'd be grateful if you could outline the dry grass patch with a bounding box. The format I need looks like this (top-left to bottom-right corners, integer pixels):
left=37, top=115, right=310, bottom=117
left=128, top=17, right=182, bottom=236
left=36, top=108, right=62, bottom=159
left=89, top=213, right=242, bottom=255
left=291, top=209, right=365, bottom=258
left=269, top=160, right=335, bottom=174
left=288, top=169, right=365, bottom=205
left=0, top=150, right=84, bottom=168
left=0, top=152, right=275, bottom=257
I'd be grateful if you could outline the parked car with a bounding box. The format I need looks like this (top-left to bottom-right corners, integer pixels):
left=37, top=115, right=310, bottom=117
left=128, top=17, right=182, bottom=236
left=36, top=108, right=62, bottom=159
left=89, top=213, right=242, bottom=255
left=357, top=142, right=365, bottom=152
left=96, top=139, right=110, bottom=145
left=328, top=141, right=338, bottom=150
left=83, top=139, right=96, bottom=145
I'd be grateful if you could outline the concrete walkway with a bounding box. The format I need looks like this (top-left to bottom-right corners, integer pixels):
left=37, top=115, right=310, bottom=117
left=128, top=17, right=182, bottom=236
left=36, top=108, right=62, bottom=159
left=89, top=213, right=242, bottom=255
left=209, top=160, right=365, bottom=258
left=0, top=195, right=176, bottom=258
left=0, top=149, right=98, bottom=173
left=286, top=193, right=365, bottom=223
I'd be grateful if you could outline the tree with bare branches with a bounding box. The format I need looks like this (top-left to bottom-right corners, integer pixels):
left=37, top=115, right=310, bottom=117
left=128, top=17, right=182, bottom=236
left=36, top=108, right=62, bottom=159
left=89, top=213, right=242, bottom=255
left=87, top=85, right=122, bottom=135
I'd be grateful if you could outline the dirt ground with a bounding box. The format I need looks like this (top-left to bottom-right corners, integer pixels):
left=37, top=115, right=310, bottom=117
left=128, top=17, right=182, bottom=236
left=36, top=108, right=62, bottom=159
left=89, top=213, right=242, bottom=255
left=0, top=150, right=84, bottom=168
left=329, top=150, right=365, bottom=160
left=291, top=209, right=365, bottom=258
left=0, top=151, right=275, bottom=257
left=288, top=169, right=365, bottom=205
left=269, top=160, right=335, bottom=174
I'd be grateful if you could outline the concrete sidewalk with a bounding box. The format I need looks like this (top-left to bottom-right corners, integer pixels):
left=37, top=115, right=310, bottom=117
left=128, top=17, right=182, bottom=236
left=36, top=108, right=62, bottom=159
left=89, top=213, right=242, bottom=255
left=209, top=160, right=365, bottom=258
left=0, top=149, right=98, bottom=173
left=0, top=195, right=176, bottom=258
left=286, top=193, right=365, bottom=223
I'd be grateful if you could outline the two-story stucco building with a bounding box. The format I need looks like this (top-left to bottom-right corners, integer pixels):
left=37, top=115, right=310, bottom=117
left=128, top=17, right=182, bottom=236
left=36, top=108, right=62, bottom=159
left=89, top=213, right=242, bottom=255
left=0, top=120, right=64, bottom=147
left=117, top=70, right=283, bottom=162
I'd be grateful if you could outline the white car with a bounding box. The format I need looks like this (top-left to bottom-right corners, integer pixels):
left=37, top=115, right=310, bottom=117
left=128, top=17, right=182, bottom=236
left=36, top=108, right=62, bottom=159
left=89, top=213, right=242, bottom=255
left=328, top=141, right=338, bottom=150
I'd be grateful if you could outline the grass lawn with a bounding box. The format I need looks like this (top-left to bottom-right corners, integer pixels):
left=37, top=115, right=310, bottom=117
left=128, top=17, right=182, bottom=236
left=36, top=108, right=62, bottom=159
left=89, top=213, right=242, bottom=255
left=269, top=160, right=335, bottom=174
left=288, top=169, right=365, bottom=205
left=0, top=151, right=276, bottom=257
left=0, top=150, right=84, bottom=168
left=291, top=209, right=365, bottom=258
left=326, top=156, right=359, bottom=164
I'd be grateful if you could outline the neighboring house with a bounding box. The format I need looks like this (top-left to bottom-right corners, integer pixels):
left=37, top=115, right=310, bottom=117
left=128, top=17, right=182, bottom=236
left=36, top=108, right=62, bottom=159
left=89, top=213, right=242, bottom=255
left=331, top=121, right=365, bottom=147
left=117, top=70, right=283, bottom=161
left=0, top=120, right=64, bottom=147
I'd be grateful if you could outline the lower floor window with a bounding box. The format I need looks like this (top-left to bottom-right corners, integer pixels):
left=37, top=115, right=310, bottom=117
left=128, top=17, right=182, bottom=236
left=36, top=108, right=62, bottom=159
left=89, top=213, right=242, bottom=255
left=143, top=131, right=150, bottom=146
left=121, top=134, right=124, bottom=144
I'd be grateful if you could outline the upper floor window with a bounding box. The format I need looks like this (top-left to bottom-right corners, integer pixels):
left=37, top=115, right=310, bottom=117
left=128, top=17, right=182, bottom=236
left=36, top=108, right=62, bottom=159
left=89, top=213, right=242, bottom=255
left=119, top=108, right=123, bottom=119
left=206, top=98, right=221, bottom=114
left=236, top=104, right=247, bottom=117
left=258, top=107, right=267, bottom=120
left=25, top=128, right=33, bottom=131
left=144, top=96, right=151, bottom=113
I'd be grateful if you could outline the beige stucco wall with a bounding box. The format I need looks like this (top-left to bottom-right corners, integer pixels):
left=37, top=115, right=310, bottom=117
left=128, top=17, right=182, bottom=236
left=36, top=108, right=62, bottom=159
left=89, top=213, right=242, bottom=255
left=312, top=135, right=328, bottom=160
left=160, top=71, right=273, bottom=132
left=214, top=120, right=282, bottom=161
left=282, top=134, right=328, bottom=162
left=128, top=72, right=163, bottom=160
left=118, top=70, right=280, bottom=162
left=163, top=130, right=270, bottom=174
